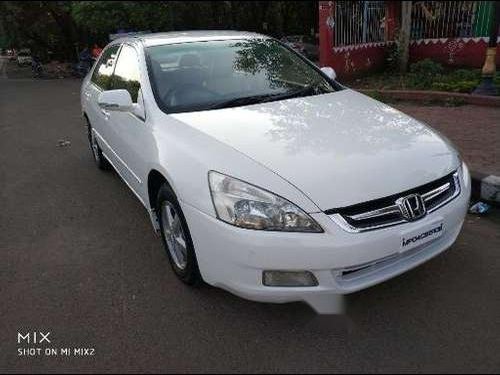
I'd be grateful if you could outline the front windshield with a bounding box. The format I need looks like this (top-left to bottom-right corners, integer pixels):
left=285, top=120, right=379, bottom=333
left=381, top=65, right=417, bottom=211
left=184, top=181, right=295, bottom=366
left=146, top=39, right=338, bottom=114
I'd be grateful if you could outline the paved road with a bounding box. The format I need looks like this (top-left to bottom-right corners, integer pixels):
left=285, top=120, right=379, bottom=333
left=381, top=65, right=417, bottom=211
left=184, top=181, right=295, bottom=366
left=1, top=78, right=500, bottom=373
left=394, top=103, right=500, bottom=178
left=0, top=57, right=8, bottom=79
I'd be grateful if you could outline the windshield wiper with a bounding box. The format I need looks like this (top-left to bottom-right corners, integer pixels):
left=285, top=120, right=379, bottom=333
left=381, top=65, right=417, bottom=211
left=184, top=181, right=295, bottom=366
left=262, top=85, right=331, bottom=102
left=206, top=94, right=277, bottom=110
left=207, top=85, right=333, bottom=110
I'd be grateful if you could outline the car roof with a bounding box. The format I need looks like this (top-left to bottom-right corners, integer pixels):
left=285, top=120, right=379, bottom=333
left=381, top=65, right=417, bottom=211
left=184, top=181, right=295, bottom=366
left=113, top=30, right=270, bottom=48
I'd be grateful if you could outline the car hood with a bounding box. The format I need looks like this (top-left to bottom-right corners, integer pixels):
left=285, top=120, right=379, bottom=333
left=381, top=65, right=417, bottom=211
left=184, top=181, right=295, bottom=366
left=172, top=90, right=459, bottom=211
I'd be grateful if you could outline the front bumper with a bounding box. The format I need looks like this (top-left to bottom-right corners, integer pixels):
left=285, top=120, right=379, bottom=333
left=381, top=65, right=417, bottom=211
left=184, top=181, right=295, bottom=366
left=181, top=166, right=471, bottom=313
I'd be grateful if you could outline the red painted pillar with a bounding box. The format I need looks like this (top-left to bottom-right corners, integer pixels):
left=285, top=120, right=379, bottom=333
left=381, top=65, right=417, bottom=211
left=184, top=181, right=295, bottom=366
left=319, top=1, right=335, bottom=67
left=385, top=1, right=400, bottom=42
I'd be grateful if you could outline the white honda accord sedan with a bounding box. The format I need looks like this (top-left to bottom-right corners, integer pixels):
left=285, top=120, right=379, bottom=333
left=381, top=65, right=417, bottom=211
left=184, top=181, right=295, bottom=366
left=81, top=31, right=470, bottom=313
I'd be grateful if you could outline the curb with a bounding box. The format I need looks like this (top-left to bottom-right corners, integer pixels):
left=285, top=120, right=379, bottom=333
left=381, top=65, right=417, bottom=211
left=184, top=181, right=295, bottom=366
left=471, top=171, right=500, bottom=204
left=359, top=89, right=500, bottom=107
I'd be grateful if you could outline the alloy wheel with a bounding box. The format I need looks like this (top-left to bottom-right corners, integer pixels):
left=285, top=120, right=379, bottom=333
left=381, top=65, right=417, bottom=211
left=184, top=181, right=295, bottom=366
left=160, top=201, right=188, bottom=270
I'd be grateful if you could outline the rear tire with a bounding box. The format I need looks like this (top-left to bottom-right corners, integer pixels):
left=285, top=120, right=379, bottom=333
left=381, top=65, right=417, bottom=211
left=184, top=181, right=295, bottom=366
left=157, top=183, right=202, bottom=286
left=85, top=118, right=111, bottom=170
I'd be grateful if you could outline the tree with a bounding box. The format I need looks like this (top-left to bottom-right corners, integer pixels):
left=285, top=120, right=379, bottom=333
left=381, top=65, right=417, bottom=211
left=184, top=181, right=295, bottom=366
left=71, top=1, right=173, bottom=42
left=398, top=0, right=412, bottom=73
left=0, top=1, right=78, bottom=60
left=0, top=1, right=318, bottom=62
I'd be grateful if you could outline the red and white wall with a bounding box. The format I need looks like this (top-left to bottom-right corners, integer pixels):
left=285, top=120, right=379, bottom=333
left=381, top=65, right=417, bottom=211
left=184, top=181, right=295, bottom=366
left=410, top=37, right=500, bottom=68
left=319, top=1, right=398, bottom=79
left=319, top=1, right=500, bottom=79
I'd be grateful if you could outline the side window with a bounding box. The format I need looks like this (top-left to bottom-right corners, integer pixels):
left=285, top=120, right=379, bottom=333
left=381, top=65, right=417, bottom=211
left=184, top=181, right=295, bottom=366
left=91, top=45, right=120, bottom=90
left=111, top=45, right=141, bottom=103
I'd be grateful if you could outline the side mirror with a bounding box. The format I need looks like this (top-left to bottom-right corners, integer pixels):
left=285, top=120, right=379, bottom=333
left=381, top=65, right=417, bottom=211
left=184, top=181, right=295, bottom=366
left=133, top=89, right=146, bottom=121
left=98, top=89, right=133, bottom=112
left=320, top=66, right=336, bottom=80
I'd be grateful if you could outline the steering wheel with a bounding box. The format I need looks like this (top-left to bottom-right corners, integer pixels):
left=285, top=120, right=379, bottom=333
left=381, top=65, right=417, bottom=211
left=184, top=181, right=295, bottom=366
left=163, top=84, right=219, bottom=108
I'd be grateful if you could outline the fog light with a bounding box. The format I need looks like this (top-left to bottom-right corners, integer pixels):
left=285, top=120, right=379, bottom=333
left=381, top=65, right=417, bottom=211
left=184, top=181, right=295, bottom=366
left=262, top=271, right=318, bottom=287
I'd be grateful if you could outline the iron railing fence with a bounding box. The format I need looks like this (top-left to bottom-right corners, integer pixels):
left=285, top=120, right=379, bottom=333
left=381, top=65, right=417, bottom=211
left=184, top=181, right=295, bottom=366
left=410, top=1, right=493, bottom=40
left=334, top=1, right=387, bottom=47
left=332, top=1, right=494, bottom=48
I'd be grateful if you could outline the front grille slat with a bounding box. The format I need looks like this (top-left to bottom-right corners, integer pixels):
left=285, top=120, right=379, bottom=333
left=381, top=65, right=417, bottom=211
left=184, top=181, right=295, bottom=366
left=329, top=171, right=460, bottom=233
left=348, top=205, right=400, bottom=221
left=422, top=182, right=451, bottom=201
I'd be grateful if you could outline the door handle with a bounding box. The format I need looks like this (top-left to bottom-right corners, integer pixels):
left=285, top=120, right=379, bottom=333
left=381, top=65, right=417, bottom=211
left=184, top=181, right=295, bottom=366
left=100, top=108, right=110, bottom=118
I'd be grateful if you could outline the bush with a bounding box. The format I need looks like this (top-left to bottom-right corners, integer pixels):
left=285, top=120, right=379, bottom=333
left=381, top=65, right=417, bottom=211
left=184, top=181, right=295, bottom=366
left=431, top=81, right=478, bottom=93
left=447, top=69, right=481, bottom=82
left=351, top=60, right=499, bottom=94
left=410, top=59, right=444, bottom=76
left=384, top=42, right=400, bottom=73
left=430, top=69, right=481, bottom=93
left=407, top=59, right=444, bottom=89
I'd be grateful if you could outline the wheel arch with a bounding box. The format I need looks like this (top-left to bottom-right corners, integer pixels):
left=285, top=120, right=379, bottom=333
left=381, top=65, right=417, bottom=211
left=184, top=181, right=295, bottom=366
left=147, top=168, right=176, bottom=211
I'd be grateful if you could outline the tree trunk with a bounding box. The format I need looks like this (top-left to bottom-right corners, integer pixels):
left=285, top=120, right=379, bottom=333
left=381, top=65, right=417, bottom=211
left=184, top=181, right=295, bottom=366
left=399, top=1, right=412, bottom=73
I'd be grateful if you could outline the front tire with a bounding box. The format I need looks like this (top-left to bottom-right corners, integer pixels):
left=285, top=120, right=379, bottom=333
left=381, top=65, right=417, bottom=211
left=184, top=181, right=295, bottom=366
left=157, top=184, right=202, bottom=286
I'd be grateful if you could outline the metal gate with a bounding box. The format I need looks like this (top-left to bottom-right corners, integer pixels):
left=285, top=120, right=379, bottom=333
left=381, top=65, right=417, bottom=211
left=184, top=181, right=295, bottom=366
left=334, top=1, right=386, bottom=47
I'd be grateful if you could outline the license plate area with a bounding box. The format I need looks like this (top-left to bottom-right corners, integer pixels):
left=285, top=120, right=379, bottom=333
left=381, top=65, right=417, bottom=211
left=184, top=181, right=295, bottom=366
left=400, top=220, right=444, bottom=252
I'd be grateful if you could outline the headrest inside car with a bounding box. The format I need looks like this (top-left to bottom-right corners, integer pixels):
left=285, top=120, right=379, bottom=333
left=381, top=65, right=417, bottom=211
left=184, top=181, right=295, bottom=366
left=179, top=54, right=201, bottom=68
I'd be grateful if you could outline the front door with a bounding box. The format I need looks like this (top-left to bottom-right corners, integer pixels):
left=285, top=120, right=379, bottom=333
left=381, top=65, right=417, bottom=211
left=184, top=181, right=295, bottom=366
left=107, top=44, right=149, bottom=203
left=84, top=44, right=121, bottom=162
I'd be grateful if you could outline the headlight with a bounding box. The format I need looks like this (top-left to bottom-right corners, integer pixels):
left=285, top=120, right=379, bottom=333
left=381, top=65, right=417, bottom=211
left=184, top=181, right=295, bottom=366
left=208, top=171, right=323, bottom=232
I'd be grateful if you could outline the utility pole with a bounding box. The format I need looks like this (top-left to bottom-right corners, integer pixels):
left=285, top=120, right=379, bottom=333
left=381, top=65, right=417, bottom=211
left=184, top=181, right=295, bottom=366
left=399, top=1, right=412, bottom=73
left=473, top=1, right=500, bottom=96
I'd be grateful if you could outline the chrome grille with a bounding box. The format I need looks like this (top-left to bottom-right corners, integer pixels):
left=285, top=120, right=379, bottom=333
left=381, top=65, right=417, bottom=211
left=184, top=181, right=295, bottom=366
left=328, top=171, right=460, bottom=233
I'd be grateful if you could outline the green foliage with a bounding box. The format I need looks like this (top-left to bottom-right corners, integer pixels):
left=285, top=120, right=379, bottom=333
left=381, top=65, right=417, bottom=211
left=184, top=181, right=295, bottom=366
left=384, top=42, right=400, bottom=73
left=352, top=61, right=498, bottom=95
left=409, top=59, right=445, bottom=76
left=384, top=27, right=400, bottom=73
left=407, top=59, right=444, bottom=89
left=430, top=69, right=481, bottom=93
left=0, top=1, right=318, bottom=62
left=71, top=1, right=173, bottom=43
left=431, top=81, right=478, bottom=93
left=447, top=68, right=481, bottom=82
left=403, top=60, right=491, bottom=94
left=0, top=1, right=78, bottom=60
